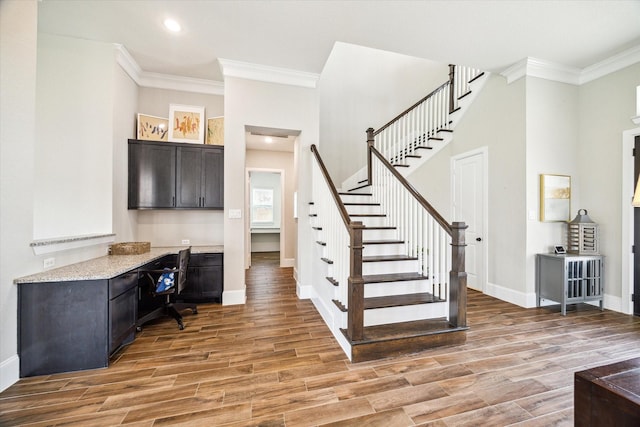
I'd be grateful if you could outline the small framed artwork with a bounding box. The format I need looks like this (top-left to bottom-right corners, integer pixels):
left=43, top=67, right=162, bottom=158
left=540, top=174, right=571, bottom=222
left=169, top=104, right=205, bottom=144
left=137, top=114, right=168, bottom=141
left=206, top=116, right=224, bottom=145
left=554, top=245, right=566, bottom=254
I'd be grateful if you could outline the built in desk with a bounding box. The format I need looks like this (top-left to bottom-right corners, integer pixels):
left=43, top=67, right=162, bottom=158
left=14, top=246, right=223, bottom=377
left=575, top=357, right=640, bottom=426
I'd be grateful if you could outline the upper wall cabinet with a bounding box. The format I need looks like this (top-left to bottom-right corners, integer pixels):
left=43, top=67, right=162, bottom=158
left=128, top=140, right=224, bottom=210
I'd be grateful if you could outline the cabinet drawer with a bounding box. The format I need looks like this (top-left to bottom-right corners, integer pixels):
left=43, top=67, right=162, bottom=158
left=109, top=271, right=138, bottom=299
left=189, top=253, right=222, bottom=267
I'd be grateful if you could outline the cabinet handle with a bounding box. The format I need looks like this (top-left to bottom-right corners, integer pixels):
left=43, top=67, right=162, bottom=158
left=202, top=196, right=205, bottom=207
left=172, top=196, right=175, bottom=207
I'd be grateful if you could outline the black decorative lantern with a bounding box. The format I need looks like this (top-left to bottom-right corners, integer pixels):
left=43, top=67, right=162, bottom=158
left=567, top=209, right=599, bottom=255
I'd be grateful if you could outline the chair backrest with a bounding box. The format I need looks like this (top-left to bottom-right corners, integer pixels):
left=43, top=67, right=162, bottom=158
left=176, top=247, right=191, bottom=294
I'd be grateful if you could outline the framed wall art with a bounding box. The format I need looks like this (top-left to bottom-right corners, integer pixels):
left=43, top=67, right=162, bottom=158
left=540, top=174, right=571, bottom=222
left=136, top=114, right=168, bottom=142
left=206, top=116, right=224, bottom=145
left=168, top=104, right=205, bottom=144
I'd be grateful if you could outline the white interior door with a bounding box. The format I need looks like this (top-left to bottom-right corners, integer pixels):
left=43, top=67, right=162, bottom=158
left=452, top=149, right=487, bottom=292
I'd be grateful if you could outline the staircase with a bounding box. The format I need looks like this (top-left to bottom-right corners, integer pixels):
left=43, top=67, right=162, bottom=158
left=308, top=64, right=484, bottom=363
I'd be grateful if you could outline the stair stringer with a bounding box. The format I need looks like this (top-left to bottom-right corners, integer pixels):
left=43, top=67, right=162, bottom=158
left=339, top=71, right=489, bottom=188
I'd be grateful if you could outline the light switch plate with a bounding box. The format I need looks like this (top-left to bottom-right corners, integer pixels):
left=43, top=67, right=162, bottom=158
left=228, top=209, right=242, bottom=219
left=44, top=257, right=55, bottom=269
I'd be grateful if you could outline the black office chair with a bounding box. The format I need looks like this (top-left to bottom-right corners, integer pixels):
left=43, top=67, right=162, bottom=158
left=136, top=247, right=197, bottom=331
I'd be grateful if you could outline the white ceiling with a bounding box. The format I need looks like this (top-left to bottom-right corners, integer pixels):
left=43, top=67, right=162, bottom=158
left=38, top=0, right=640, bottom=82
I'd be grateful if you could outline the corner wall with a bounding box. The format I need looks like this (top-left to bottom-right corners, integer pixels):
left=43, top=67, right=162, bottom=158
left=0, top=0, right=39, bottom=392
left=223, top=77, right=318, bottom=305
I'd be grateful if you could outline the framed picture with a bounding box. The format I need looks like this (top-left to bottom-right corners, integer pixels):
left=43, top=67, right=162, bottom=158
left=206, top=116, right=224, bottom=145
left=136, top=114, right=168, bottom=141
left=169, top=104, right=205, bottom=144
left=540, top=174, right=571, bottom=222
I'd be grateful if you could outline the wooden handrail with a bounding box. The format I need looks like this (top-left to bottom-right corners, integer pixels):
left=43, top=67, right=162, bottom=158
left=373, top=80, right=450, bottom=137
left=310, top=144, right=351, bottom=229
left=369, top=145, right=452, bottom=236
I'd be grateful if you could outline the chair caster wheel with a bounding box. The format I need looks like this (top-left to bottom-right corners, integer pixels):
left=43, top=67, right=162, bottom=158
left=178, top=323, right=184, bottom=330
left=193, top=308, right=198, bottom=315
left=136, top=326, right=142, bottom=332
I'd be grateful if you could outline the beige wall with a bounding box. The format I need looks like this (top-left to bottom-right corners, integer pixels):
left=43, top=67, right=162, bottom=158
left=0, top=0, right=39, bottom=391
left=223, top=77, right=318, bottom=305
left=578, top=62, right=640, bottom=306
left=246, top=149, right=297, bottom=264
left=410, top=73, right=528, bottom=301
left=319, top=42, right=449, bottom=184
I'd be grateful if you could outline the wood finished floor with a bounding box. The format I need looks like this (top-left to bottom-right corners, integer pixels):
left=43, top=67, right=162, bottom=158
left=2, top=251, right=640, bottom=426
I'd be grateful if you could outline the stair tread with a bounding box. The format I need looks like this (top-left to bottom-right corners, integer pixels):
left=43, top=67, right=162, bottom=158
left=363, top=272, right=427, bottom=283
left=350, top=213, right=386, bottom=217
left=363, top=255, right=418, bottom=262
left=321, top=257, right=333, bottom=264
left=312, top=226, right=322, bottom=230
left=348, top=183, right=371, bottom=192
left=469, top=72, right=485, bottom=83
left=414, top=145, right=433, bottom=150
left=347, top=319, right=466, bottom=344
left=343, top=202, right=380, bottom=206
left=363, top=239, right=403, bottom=245
left=326, top=277, right=339, bottom=287
left=393, top=164, right=410, bottom=168
left=316, top=240, right=326, bottom=246
left=364, top=292, right=445, bottom=309
left=362, top=226, right=396, bottom=230
left=339, top=192, right=372, bottom=196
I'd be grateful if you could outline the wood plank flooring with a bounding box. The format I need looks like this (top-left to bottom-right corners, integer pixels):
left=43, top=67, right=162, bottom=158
left=2, top=251, right=640, bottom=426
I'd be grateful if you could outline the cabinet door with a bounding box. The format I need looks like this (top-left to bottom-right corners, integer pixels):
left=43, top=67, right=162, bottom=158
left=129, top=141, right=176, bottom=208
left=176, top=146, right=203, bottom=208
left=202, top=149, right=224, bottom=209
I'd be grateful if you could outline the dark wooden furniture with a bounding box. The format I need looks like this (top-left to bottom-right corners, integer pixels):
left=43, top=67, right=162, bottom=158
left=181, top=252, right=223, bottom=302
left=536, top=253, right=604, bottom=315
left=575, top=357, right=640, bottom=426
left=18, top=250, right=223, bottom=377
left=128, top=139, right=224, bottom=210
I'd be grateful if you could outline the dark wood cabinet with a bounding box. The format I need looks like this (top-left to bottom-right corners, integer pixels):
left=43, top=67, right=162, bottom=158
left=181, top=253, right=223, bottom=302
left=128, top=139, right=223, bottom=210
left=108, top=272, right=138, bottom=354
left=128, top=140, right=176, bottom=208
left=176, top=146, right=224, bottom=209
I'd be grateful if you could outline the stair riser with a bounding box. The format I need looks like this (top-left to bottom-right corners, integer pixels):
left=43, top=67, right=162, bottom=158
left=363, top=302, right=448, bottom=327
left=340, top=194, right=373, bottom=204
left=363, top=243, right=404, bottom=256
left=363, top=260, right=419, bottom=275
left=364, top=279, right=432, bottom=298
left=362, top=229, right=398, bottom=241
left=354, top=216, right=389, bottom=228
left=345, top=205, right=382, bottom=215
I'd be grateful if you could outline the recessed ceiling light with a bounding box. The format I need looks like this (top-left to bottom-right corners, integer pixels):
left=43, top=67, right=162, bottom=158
left=163, top=18, right=181, bottom=33
left=265, top=137, right=273, bottom=143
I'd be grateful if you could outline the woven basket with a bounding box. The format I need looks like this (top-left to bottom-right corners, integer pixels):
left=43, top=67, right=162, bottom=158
left=110, top=242, right=151, bottom=255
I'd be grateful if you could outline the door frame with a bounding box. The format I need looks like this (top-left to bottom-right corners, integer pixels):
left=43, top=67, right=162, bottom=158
left=245, top=167, right=286, bottom=268
left=621, top=127, right=640, bottom=315
left=451, top=146, right=488, bottom=293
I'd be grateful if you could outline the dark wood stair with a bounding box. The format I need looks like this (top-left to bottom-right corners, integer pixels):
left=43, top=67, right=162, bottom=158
left=341, top=319, right=467, bottom=363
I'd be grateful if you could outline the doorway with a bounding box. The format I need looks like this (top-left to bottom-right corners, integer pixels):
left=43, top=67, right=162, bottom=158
left=246, top=169, right=284, bottom=268
left=451, top=148, right=488, bottom=292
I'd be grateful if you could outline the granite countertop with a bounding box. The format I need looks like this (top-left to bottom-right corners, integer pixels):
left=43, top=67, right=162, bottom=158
left=14, top=245, right=224, bottom=284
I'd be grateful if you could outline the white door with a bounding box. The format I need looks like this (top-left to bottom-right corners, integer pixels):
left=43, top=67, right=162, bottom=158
left=452, top=149, right=486, bottom=292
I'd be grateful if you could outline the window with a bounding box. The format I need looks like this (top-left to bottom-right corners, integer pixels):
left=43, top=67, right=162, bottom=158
left=252, top=188, right=274, bottom=224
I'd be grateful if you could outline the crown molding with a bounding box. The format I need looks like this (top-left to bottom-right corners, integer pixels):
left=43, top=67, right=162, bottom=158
left=580, top=44, right=640, bottom=85
left=501, top=44, right=640, bottom=86
left=114, top=44, right=224, bottom=95
left=500, top=57, right=581, bottom=85
left=218, top=58, right=319, bottom=89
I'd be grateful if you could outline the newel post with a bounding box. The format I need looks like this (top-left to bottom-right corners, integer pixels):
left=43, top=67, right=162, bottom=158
left=448, top=64, right=456, bottom=114
left=366, top=128, right=374, bottom=185
left=348, top=221, right=365, bottom=341
left=449, top=221, right=467, bottom=327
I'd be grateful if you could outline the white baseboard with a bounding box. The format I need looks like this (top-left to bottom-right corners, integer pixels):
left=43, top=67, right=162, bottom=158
left=281, top=258, right=295, bottom=268
left=485, top=283, right=624, bottom=313
left=222, top=287, right=246, bottom=305
left=484, top=282, right=531, bottom=308
left=0, top=354, right=19, bottom=393
left=296, top=279, right=313, bottom=299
